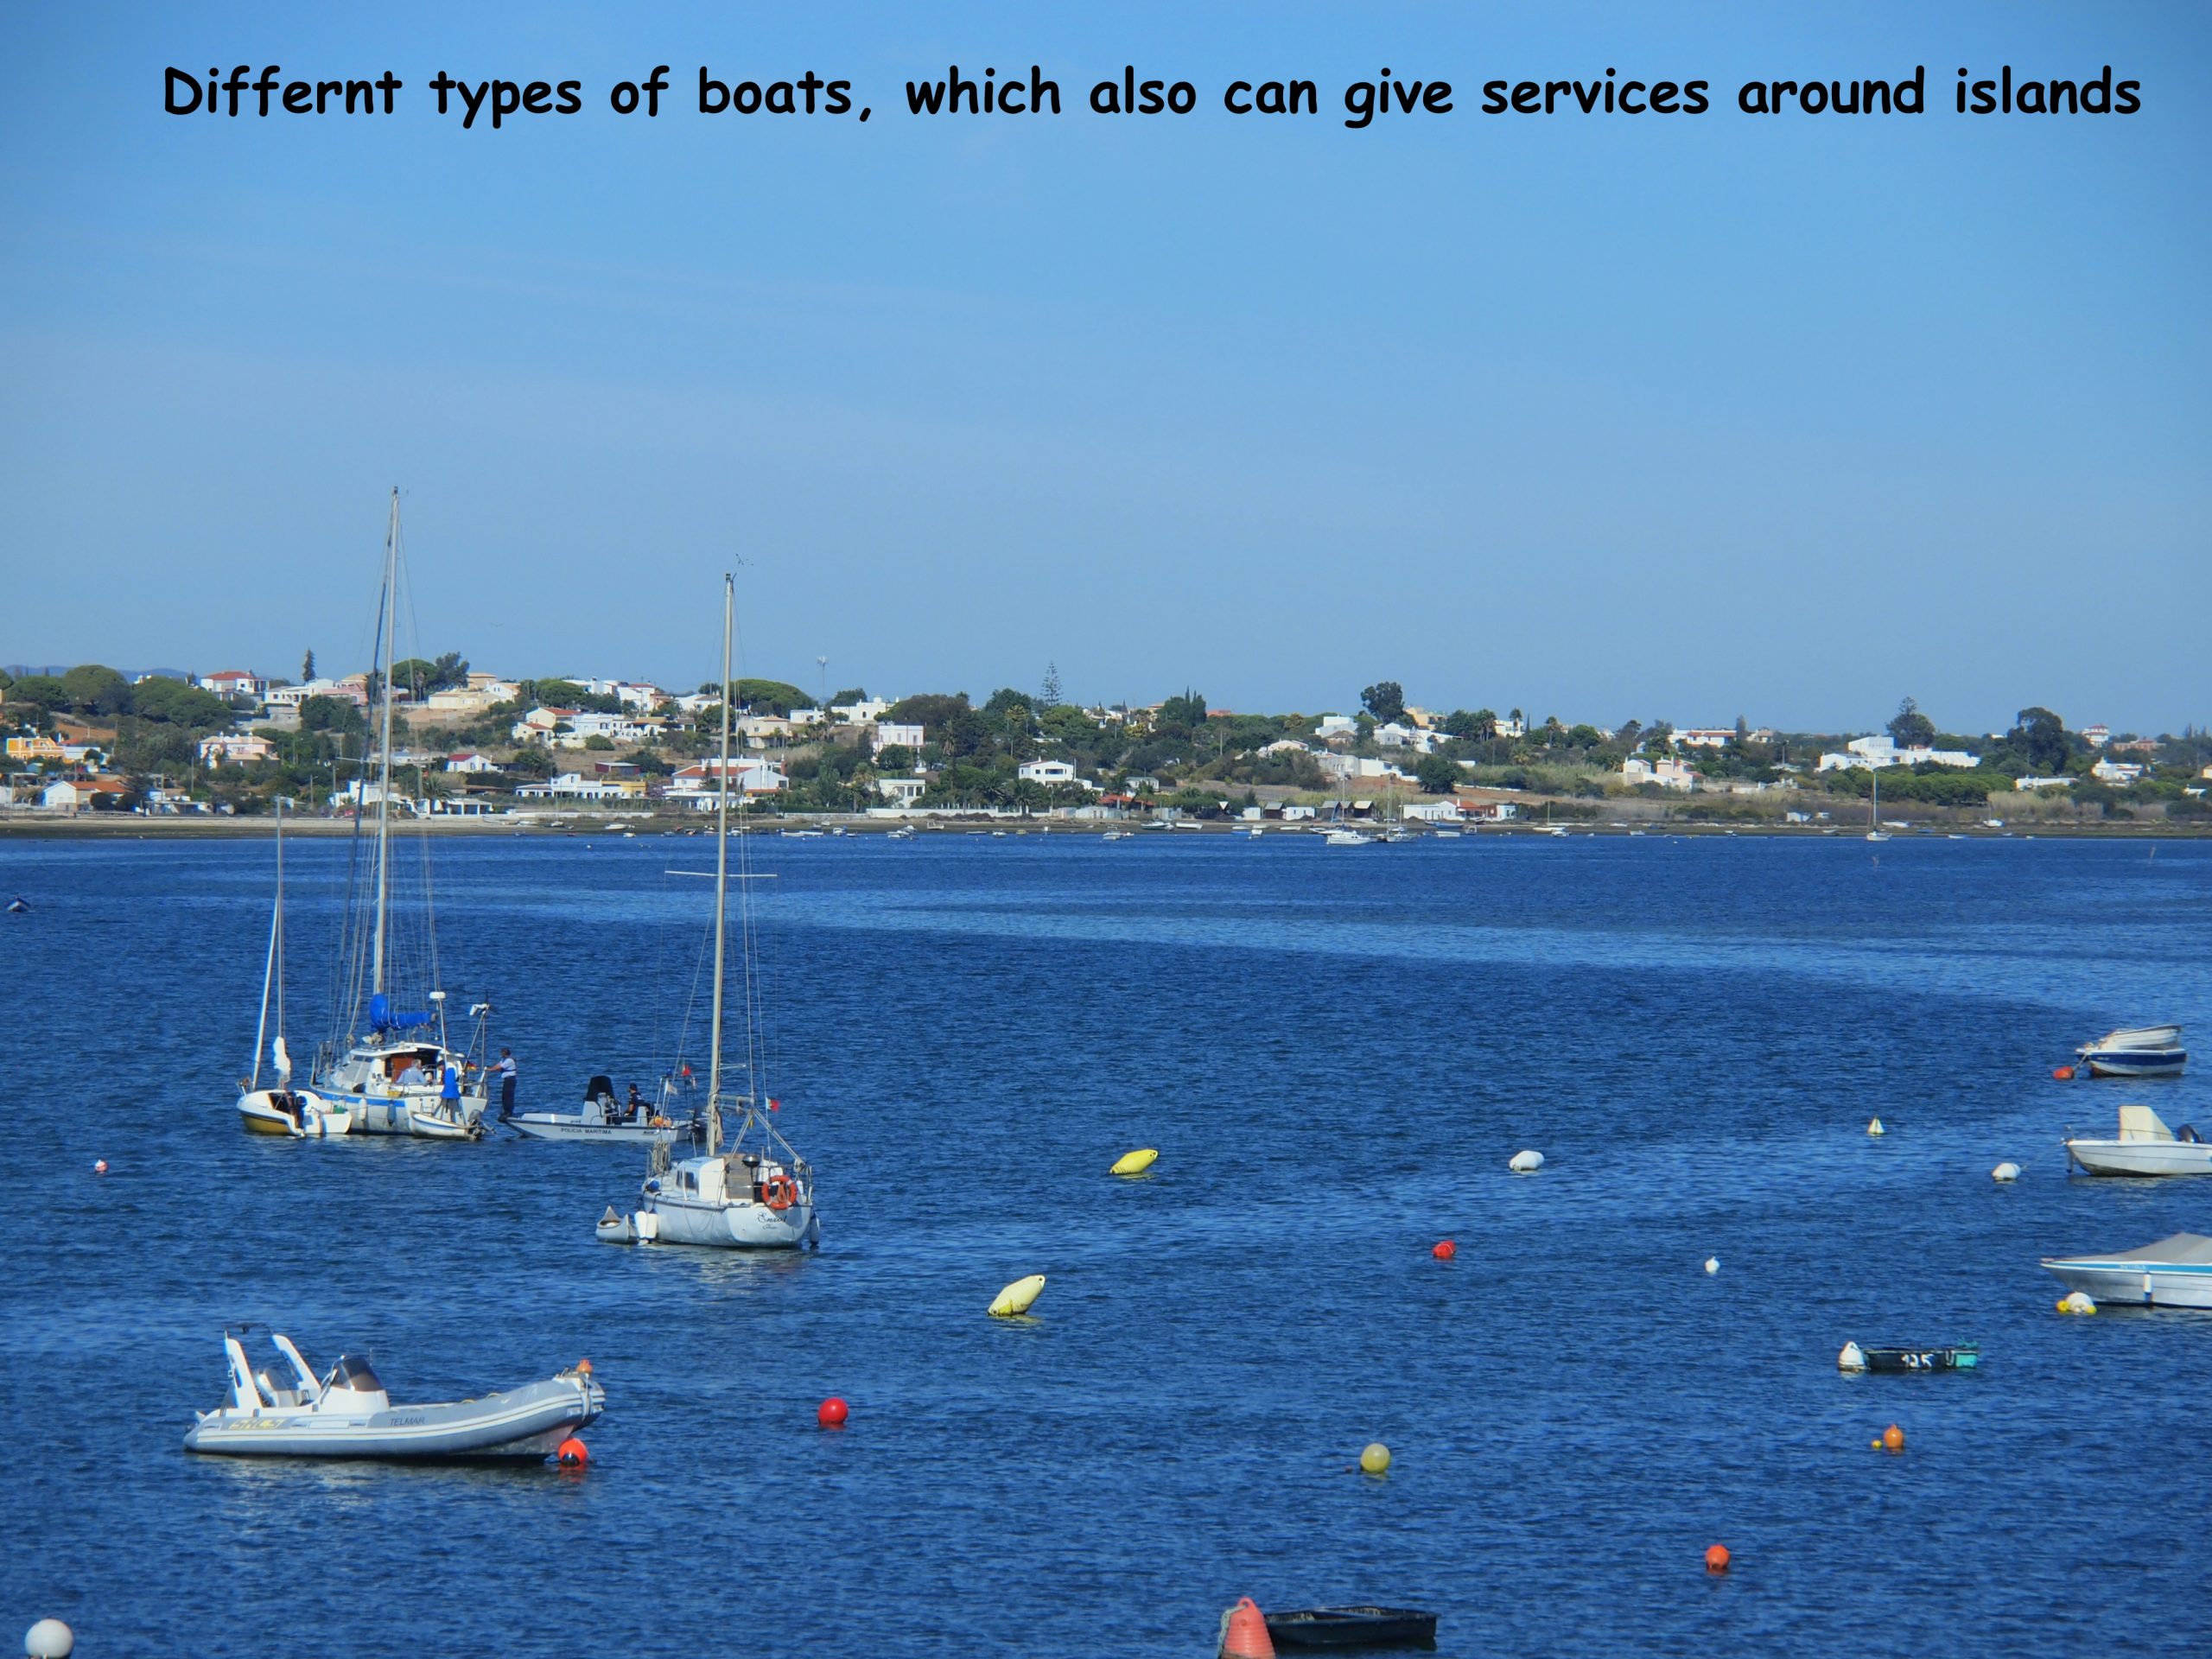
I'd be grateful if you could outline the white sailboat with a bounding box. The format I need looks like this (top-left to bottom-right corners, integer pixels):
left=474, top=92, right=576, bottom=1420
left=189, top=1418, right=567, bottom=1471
left=308, top=490, right=493, bottom=1140
left=237, top=806, right=351, bottom=1137
left=597, top=575, right=819, bottom=1250
left=1866, top=771, right=1891, bottom=842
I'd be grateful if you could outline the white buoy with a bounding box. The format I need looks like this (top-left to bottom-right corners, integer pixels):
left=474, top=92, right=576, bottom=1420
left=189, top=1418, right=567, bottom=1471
left=1993, top=1161, right=2021, bottom=1182
left=1838, top=1341, right=1867, bottom=1372
left=2061, top=1290, right=2097, bottom=1316
left=1509, top=1149, right=1544, bottom=1173
left=1704, top=1256, right=1719, bottom=1275
left=25, top=1618, right=74, bottom=1658
left=1866, top=1117, right=1885, bottom=1137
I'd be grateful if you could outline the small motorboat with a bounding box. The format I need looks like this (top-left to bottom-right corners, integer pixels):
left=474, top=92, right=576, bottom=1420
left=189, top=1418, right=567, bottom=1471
left=5, top=895, right=28, bottom=913
left=2065, top=1104, right=2212, bottom=1177
left=1324, top=830, right=1375, bottom=847
left=507, top=1073, right=696, bottom=1145
left=238, top=1087, right=351, bottom=1138
left=1262, top=1605, right=1438, bottom=1650
left=2075, top=1025, right=2187, bottom=1079
left=1838, top=1341, right=1979, bottom=1373
left=184, top=1329, right=603, bottom=1459
left=2042, top=1232, right=2212, bottom=1308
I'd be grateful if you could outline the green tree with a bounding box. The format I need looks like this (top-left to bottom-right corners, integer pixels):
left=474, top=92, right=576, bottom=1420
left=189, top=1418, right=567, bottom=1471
left=1361, top=680, right=1407, bottom=724
left=1414, top=752, right=1459, bottom=793
left=1888, top=696, right=1936, bottom=748
left=1156, top=690, right=1207, bottom=730
left=736, top=678, right=810, bottom=715
left=61, top=664, right=131, bottom=715
left=128, top=677, right=231, bottom=727
left=827, top=685, right=868, bottom=708
left=888, top=692, right=970, bottom=729
left=6, top=674, right=67, bottom=712
left=301, top=648, right=315, bottom=682
left=1039, top=662, right=1063, bottom=710
left=297, top=695, right=365, bottom=735
left=583, top=734, right=615, bottom=751
left=2009, top=707, right=2069, bottom=772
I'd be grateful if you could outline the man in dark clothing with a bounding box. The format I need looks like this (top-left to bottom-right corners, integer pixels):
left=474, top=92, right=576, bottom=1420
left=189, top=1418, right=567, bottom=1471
left=497, top=1048, right=518, bottom=1118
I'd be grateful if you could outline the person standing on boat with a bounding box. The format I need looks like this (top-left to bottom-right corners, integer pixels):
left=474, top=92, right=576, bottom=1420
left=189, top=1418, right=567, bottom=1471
left=496, top=1048, right=518, bottom=1118
left=441, top=1061, right=461, bottom=1113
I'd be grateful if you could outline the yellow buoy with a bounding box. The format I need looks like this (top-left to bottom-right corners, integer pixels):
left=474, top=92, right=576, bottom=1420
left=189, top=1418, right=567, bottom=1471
left=1109, top=1148, right=1159, bottom=1177
left=1359, top=1442, right=1391, bottom=1475
left=988, top=1274, right=1046, bottom=1318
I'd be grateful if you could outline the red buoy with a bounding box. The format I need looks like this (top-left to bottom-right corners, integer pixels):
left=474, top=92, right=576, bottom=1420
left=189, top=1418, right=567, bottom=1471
left=2052, top=1065, right=2075, bottom=1080
left=1220, top=1597, right=1275, bottom=1658
left=1432, top=1240, right=1456, bottom=1260
left=817, top=1396, right=849, bottom=1428
left=556, top=1437, right=588, bottom=1467
left=1705, top=1542, right=1731, bottom=1573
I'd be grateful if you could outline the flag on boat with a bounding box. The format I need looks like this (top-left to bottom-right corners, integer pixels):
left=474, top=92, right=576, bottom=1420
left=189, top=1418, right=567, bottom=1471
left=769, top=1097, right=780, bottom=1111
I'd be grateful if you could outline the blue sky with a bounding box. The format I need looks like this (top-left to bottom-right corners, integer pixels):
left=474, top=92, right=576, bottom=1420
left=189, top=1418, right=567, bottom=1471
left=3, top=3, right=2205, bottom=734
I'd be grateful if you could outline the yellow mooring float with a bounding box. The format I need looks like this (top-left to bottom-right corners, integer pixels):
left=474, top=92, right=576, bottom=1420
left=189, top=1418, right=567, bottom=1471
left=1109, top=1148, right=1159, bottom=1177
left=989, top=1274, right=1047, bottom=1317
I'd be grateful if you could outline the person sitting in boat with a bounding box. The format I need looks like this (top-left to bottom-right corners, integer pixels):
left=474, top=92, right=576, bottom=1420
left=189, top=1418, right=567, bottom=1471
left=394, top=1058, right=426, bottom=1088
left=624, top=1084, right=646, bottom=1122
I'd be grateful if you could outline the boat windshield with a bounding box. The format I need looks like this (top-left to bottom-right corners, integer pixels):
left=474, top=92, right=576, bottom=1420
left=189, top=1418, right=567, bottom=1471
left=327, top=1353, right=384, bottom=1392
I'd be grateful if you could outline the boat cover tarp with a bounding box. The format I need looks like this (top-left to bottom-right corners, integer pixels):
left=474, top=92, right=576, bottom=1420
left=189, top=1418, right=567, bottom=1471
left=2063, top=1232, right=2212, bottom=1265
left=366, top=993, right=434, bottom=1031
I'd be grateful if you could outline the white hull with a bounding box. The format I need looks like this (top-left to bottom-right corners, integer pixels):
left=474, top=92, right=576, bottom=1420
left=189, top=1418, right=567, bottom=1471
left=330, top=1090, right=486, bottom=1138
left=643, top=1192, right=817, bottom=1249
left=238, top=1089, right=351, bottom=1138
left=2044, top=1260, right=2212, bottom=1308
left=2066, top=1139, right=2212, bottom=1177
left=508, top=1113, right=685, bottom=1145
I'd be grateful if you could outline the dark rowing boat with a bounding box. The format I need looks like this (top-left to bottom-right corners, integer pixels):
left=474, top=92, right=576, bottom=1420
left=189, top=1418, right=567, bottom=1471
left=1262, top=1605, right=1438, bottom=1649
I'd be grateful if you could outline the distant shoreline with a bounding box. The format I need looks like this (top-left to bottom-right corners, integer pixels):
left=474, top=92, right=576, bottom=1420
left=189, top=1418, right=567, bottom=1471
left=1, top=813, right=2204, bottom=842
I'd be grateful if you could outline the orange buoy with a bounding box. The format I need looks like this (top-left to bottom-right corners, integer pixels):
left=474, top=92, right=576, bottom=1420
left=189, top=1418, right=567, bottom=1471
left=1705, top=1542, right=1730, bottom=1573
left=556, top=1437, right=589, bottom=1467
left=1432, top=1240, right=1456, bottom=1260
left=818, top=1396, right=849, bottom=1427
left=1881, top=1423, right=1905, bottom=1452
left=576, top=1357, right=592, bottom=1374
left=1220, top=1597, right=1275, bottom=1659
left=2053, top=1065, right=2075, bottom=1081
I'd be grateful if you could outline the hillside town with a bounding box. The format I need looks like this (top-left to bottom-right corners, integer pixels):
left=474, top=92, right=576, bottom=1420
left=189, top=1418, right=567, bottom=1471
left=3, top=658, right=2208, bottom=831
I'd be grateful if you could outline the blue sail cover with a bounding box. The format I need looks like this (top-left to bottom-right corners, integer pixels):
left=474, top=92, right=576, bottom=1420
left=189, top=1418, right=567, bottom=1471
left=366, top=993, right=434, bottom=1032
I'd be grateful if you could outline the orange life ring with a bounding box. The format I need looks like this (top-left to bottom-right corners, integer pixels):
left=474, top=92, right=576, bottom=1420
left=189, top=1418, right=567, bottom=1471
left=760, top=1173, right=798, bottom=1211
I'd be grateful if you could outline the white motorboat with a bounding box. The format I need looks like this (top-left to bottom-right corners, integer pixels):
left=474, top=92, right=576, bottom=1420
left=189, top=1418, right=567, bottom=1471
left=508, top=1072, right=699, bottom=1145
left=2075, top=1025, right=2187, bottom=1079
left=2043, top=1233, right=2212, bottom=1309
left=2065, top=1104, right=2212, bottom=1177
left=307, top=492, right=494, bottom=1140
left=598, top=575, right=819, bottom=1253
left=236, top=806, right=353, bottom=1138
left=1324, top=829, right=1375, bottom=847
left=184, top=1329, right=602, bottom=1459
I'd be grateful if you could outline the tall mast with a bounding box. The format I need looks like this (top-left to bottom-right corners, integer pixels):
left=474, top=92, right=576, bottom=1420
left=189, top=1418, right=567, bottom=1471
left=251, top=803, right=282, bottom=1090
left=707, top=571, right=733, bottom=1157
left=370, top=487, right=400, bottom=995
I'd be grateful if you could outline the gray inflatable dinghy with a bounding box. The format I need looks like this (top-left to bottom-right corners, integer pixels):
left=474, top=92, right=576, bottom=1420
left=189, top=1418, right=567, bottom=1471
left=184, top=1329, right=603, bottom=1460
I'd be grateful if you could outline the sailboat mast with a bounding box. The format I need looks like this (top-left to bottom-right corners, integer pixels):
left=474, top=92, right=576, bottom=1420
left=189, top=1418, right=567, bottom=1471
left=707, top=571, right=734, bottom=1156
left=370, top=487, right=400, bottom=995
left=251, top=804, right=282, bottom=1090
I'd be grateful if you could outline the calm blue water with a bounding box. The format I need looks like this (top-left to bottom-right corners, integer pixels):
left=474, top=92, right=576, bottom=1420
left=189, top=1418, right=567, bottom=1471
left=4, top=830, right=2210, bottom=1656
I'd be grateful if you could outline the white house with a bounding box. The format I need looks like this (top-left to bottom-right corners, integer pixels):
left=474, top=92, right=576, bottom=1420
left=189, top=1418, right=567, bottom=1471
left=666, top=760, right=786, bottom=806
left=2013, top=775, right=2074, bottom=791
left=1674, top=728, right=1735, bottom=749
left=197, top=733, right=273, bottom=767
left=832, top=698, right=893, bottom=726
left=1315, top=715, right=1357, bottom=740
left=1623, top=755, right=1696, bottom=791
left=1372, top=721, right=1437, bottom=753
left=556, top=711, right=664, bottom=748
left=874, top=721, right=925, bottom=753
left=444, top=752, right=499, bottom=774
left=1818, top=735, right=1980, bottom=772
left=512, top=706, right=581, bottom=743
left=874, top=776, right=926, bottom=805
left=2082, top=724, right=2111, bottom=748
left=2091, top=759, right=2144, bottom=785
left=516, top=771, right=639, bottom=802
left=1016, top=760, right=1080, bottom=787
left=1402, top=800, right=1462, bottom=823
left=200, top=670, right=266, bottom=702
left=268, top=677, right=368, bottom=710
left=1492, top=715, right=1526, bottom=740
left=41, top=778, right=132, bottom=811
